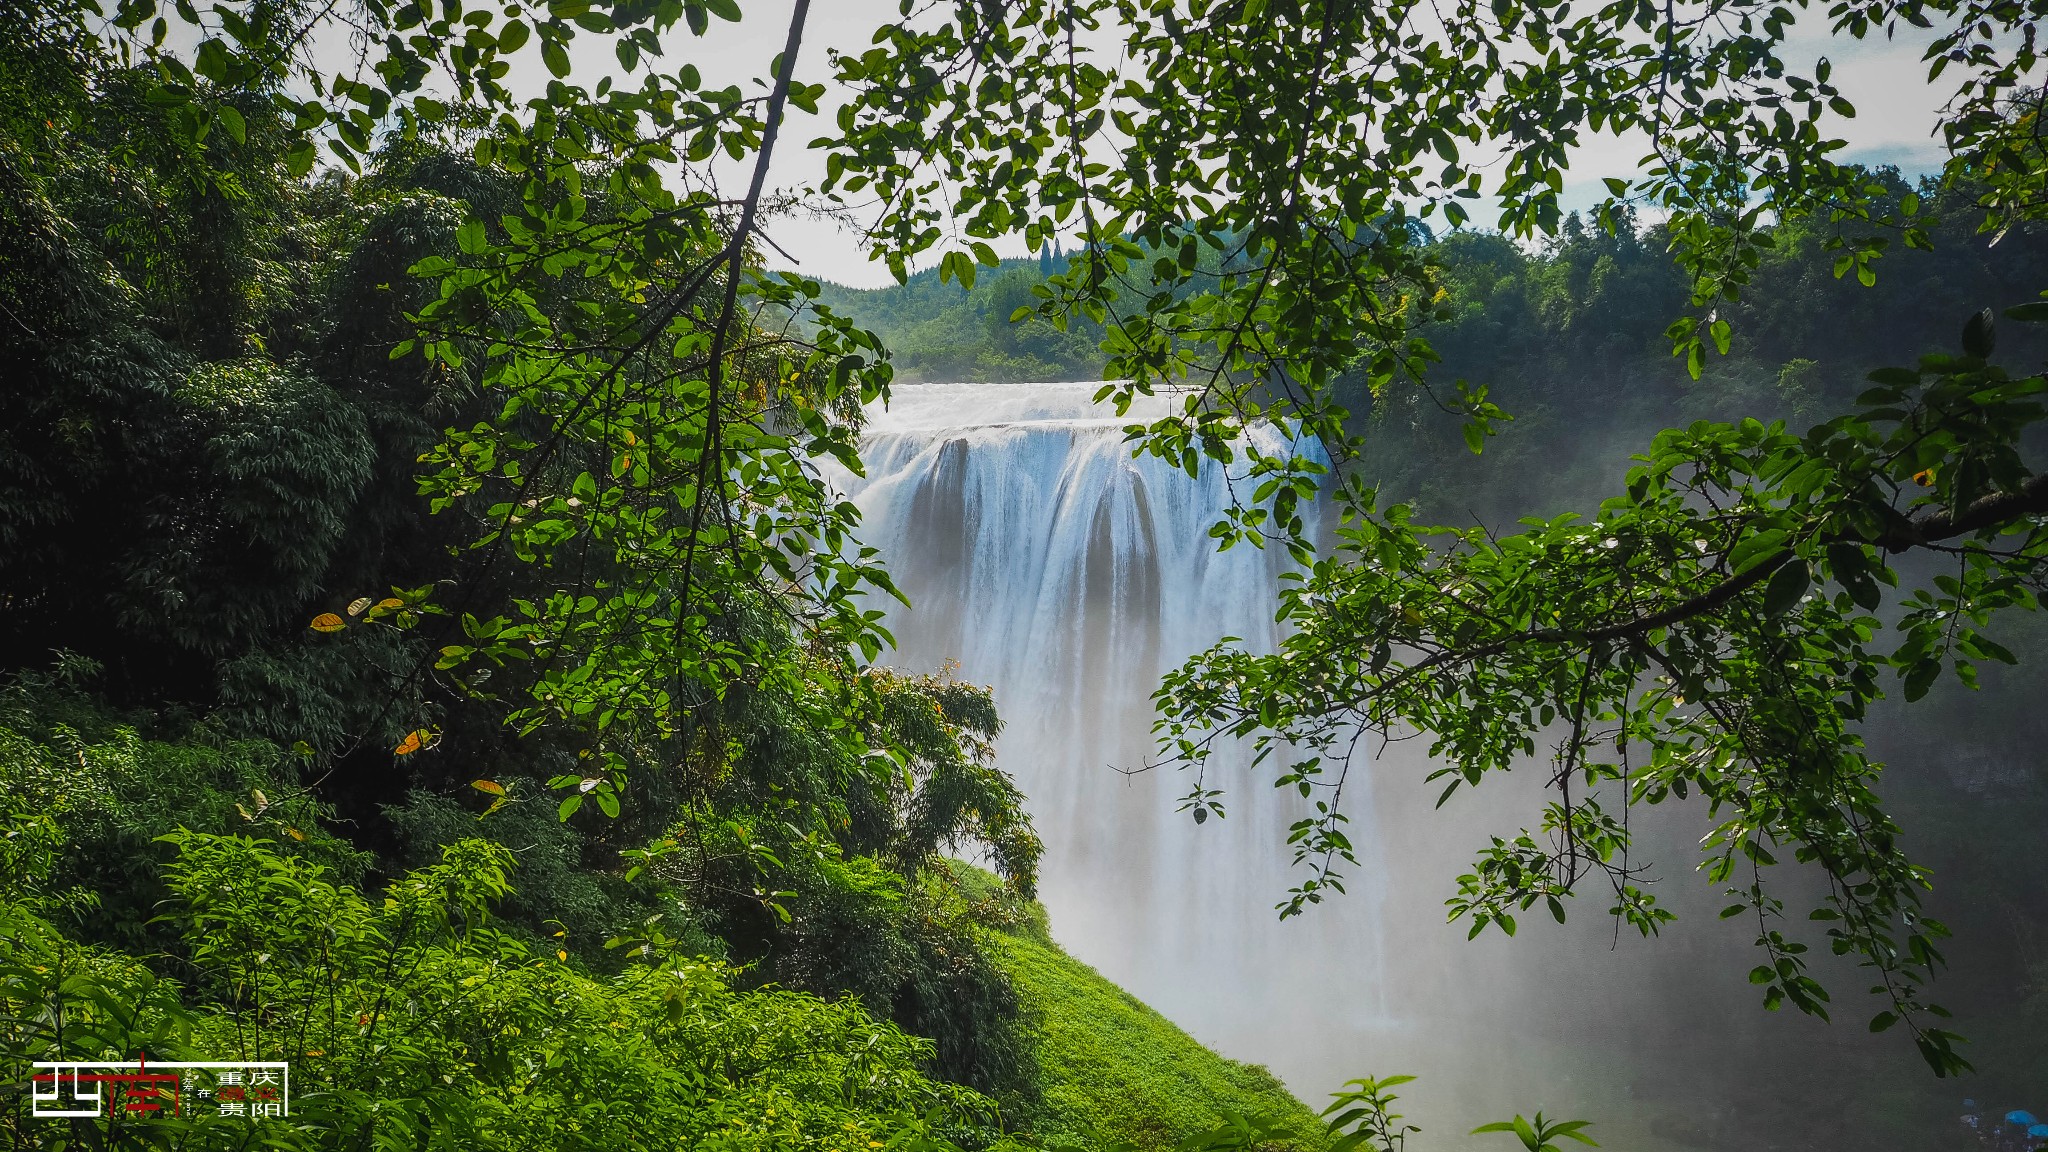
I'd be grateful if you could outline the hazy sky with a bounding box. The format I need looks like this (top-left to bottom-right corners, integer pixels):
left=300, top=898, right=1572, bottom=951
left=479, top=0, right=1957, bottom=287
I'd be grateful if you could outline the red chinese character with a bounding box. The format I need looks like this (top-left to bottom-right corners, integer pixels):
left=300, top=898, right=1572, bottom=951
left=113, top=1073, right=181, bottom=1116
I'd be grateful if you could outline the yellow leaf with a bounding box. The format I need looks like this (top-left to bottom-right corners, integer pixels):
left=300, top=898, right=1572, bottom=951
left=1913, top=468, right=1936, bottom=487
left=309, top=612, right=346, bottom=633
left=284, top=826, right=306, bottom=842
left=347, top=597, right=374, bottom=616
left=557, top=950, right=568, bottom=962
left=376, top=597, right=405, bottom=611
left=252, top=789, right=269, bottom=811
left=472, top=779, right=506, bottom=795
left=394, top=730, right=426, bottom=756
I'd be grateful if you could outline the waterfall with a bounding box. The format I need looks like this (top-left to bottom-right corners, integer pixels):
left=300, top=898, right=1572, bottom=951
left=828, top=381, right=1388, bottom=1067
left=827, top=383, right=1948, bottom=1148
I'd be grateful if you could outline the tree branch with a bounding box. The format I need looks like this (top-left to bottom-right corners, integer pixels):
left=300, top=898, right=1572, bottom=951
left=1873, top=471, right=2048, bottom=551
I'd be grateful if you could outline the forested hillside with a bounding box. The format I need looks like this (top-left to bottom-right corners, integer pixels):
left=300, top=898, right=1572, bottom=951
left=0, top=12, right=1325, bottom=1150
left=814, top=256, right=1106, bottom=383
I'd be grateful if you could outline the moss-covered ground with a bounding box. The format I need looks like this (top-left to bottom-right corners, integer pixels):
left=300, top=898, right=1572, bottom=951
left=946, top=864, right=1327, bottom=1150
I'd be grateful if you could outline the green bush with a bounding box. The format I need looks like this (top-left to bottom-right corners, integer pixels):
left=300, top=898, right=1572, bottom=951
left=0, top=665, right=368, bottom=952
left=0, top=827, right=1003, bottom=1151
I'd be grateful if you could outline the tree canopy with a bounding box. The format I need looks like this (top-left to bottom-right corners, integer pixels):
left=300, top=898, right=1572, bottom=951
left=32, top=0, right=2048, bottom=1084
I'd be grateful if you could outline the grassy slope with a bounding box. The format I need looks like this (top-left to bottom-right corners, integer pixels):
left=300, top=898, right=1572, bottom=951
left=970, top=895, right=1328, bottom=1151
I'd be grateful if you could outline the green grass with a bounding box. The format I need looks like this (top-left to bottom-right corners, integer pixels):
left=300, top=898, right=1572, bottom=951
left=952, top=866, right=1327, bottom=1151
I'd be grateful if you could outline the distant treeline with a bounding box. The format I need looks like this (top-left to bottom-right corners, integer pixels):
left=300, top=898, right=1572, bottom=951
left=814, top=250, right=1108, bottom=383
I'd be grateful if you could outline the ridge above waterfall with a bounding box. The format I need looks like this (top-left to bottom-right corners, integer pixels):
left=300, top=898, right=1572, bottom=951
left=863, top=381, right=1191, bottom=432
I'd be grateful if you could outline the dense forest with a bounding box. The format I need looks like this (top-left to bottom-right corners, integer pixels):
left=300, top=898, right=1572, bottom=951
left=5, top=0, right=2048, bottom=1148
left=0, top=12, right=1334, bottom=1151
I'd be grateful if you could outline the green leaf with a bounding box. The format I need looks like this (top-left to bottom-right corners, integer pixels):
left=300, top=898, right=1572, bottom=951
left=214, top=104, right=246, bottom=144
left=1727, top=529, right=1788, bottom=573
left=1554, top=1122, right=1599, bottom=1146
left=1961, top=307, right=1995, bottom=358
left=194, top=38, right=231, bottom=83
left=1901, top=658, right=1940, bottom=702
left=541, top=39, right=571, bottom=78
left=1761, top=560, right=1809, bottom=615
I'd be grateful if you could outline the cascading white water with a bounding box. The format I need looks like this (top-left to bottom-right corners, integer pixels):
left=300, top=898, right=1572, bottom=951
left=827, top=381, right=1389, bottom=1066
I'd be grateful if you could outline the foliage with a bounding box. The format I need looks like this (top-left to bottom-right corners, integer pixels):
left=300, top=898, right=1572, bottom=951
left=0, top=662, right=368, bottom=952
left=0, top=814, right=1003, bottom=1151
left=628, top=817, right=1039, bottom=1099
left=0, top=17, right=1053, bottom=1112
left=1156, top=305, right=2048, bottom=1075
left=831, top=15, right=2048, bottom=1081
left=1468, top=1114, right=1597, bottom=1152
left=1320, top=1077, right=1418, bottom=1152
left=0, top=7, right=448, bottom=756
left=1053, top=1070, right=1591, bottom=1152
left=84, top=0, right=2044, bottom=813
left=0, top=721, right=1324, bottom=1150
left=14, top=0, right=2048, bottom=1104
left=823, top=0, right=2043, bottom=544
